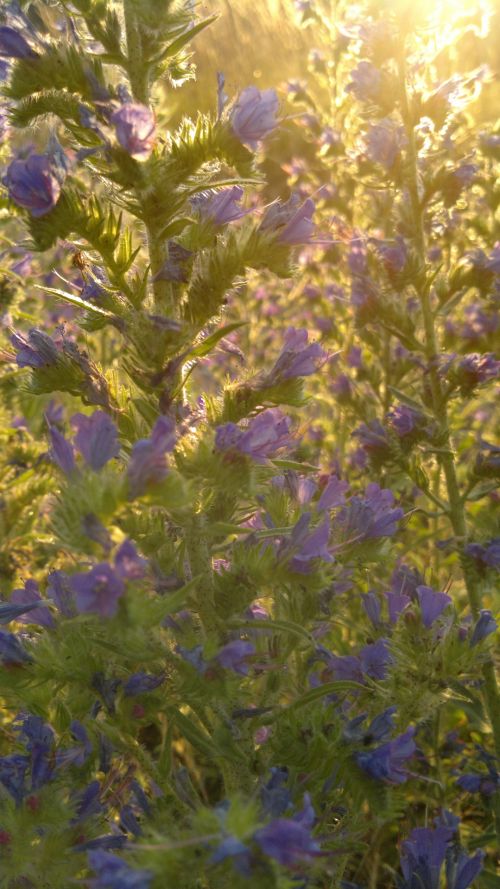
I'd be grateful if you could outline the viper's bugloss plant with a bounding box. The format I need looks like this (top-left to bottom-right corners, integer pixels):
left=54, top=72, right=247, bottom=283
left=0, top=0, right=498, bottom=887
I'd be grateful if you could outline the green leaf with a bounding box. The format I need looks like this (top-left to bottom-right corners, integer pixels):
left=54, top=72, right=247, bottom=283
left=227, top=618, right=313, bottom=643
left=33, top=285, right=114, bottom=318
left=387, top=386, right=432, bottom=416
left=271, top=459, right=321, bottom=472
left=168, top=708, right=220, bottom=759
left=285, top=680, right=366, bottom=712
left=189, top=322, right=248, bottom=359
left=155, top=17, right=218, bottom=62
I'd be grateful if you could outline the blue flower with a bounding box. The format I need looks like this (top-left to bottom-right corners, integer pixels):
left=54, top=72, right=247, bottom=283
left=285, top=514, right=334, bottom=574
left=10, top=579, right=54, bottom=628
left=265, top=327, right=326, bottom=383
left=191, top=186, right=248, bottom=225
left=71, top=564, right=125, bottom=618
left=0, top=629, right=31, bottom=665
left=49, top=425, right=76, bottom=475
left=11, top=328, right=61, bottom=368
left=254, top=817, right=320, bottom=867
left=0, top=754, right=29, bottom=805
left=114, top=540, right=148, bottom=580
left=111, top=103, right=156, bottom=160
left=71, top=411, right=120, bottom=470
left=359, top=638, right=393, bottom=680
left=0, top=599, right=50, bottom=625
left=469, top=609, right=497, bottom=646
left=0, top=26, right=37, bottom=59
left=14, top=714, right=55, bottom=790
left=216, top=640, right=256, bottom=675
left=4, top=153, right=64, bottom=217
left=88, top=850, right=154, bottom=888
left=416, top=585, right=452, bottom=628
left=445, top=847, right=484, bottom=889
left=230, top=86, right=279, bottom=149
left=365, top=118, right=406, bottom=170
left=215, top=409, right=293, bottom=463
left=356, top=727, right=416, bottom=784
left=123, top=672, right=164, bottom=696
left=346, top=61, right=382, bottom=103
left=127, top=416, right=176, bottom=497
left=260, top=767, right=292, bottom=818
left=259, top=195, right=316, bottom=246
left=47, top=570, right=77, bottom=617
left=399, top=826, right=452, bottom=889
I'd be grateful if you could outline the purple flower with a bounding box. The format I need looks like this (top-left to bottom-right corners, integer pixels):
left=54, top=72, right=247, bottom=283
left=176, top=644, right=207, bottom=673
left=216, top=640, right=256, bottom=675
left=49, top=426, right=76, bottom=475
left=359, top=638, right=392, bottom=680
left=0, top=599, right=49, bottom=624
left=387, top=404, right=426, bottom=439
left=336, top=484, right=403, bottom=543
left=469, top=609, right=497, bottom=646
left=457, top=771, right=499, bottom=796
left=123, top=673, right=164, bottom=696
left=346, top=61, right=382, bottom=103
left=71, top=564, right=125, bottom=618
left=391, top=564, right=423, bottom=599
left=260, top=195, right=316, bottom=246
left=344, top=708, right=397, bottom=744
left=365, top=118, right=406, bottom=170
left=386, top=592, right=411, bottom=624
left=71, top=411, right=120, bottom=470
left=273, top=472, right=317, bottom=504
left=111, top=103, right=156, bottom=160
left=361, top=591, right=382, bottom=627
left=10, top=580, right=54, bottom=629
left=230, top=86, right=279, bottom=148
left=318, top=475, right=349, bottom=511
left=127, top=416, right=176, bottom=497
left=400, top=826, right=452, bottom=889
left=260, top=767, right=292, bottom=817
left=0, top=630, right=31, bottom=665
left=416, top=585, right=452, bottom=628
left=15, top=714, right=55, bottom=790
left=354, top=419, right=391, bottom=462
left=88, top=849, right=153, bottom=889
left=153, top=241, right=193, bottom=283
left=356, top=727, right=416, bottom=784
left=267, top=327, right=326, bottom=382
left=114, top=540, right=147, bottom=580
left=56, top=720, right=92, bottom=769
left=191, top=186, right=247, bottom=225
left=445, top=848, right=484, bottom=889
left=0, top=26, right=37, bottom=59
left=0, top=755, right=29, bottom=805
left=254, top=818, right=320, bottom=867
left=3, top=153, right=64, bottom=217
left=215, top=409, right=293, bottom=463
left=286, top=514, right=334, bottom=573
left=454, top=353, right=500, bottom=393
left=374, top=236, right=408, bottom=275
left=11, top=328, right=61, bottom=368
left=47, top=571, right=77, bottom=617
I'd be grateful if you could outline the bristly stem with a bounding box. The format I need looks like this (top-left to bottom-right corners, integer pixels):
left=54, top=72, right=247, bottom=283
left=122, top=0, right=174, bottom=317
left=397, top=39, right=500, bottom=839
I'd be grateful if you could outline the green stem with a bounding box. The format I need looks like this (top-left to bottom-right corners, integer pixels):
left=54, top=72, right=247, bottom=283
left=122, top=0, right=149, bottom=103
left=122, top=0, right=173, bottom=316
left=397, top=42, right=500, bottom=836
